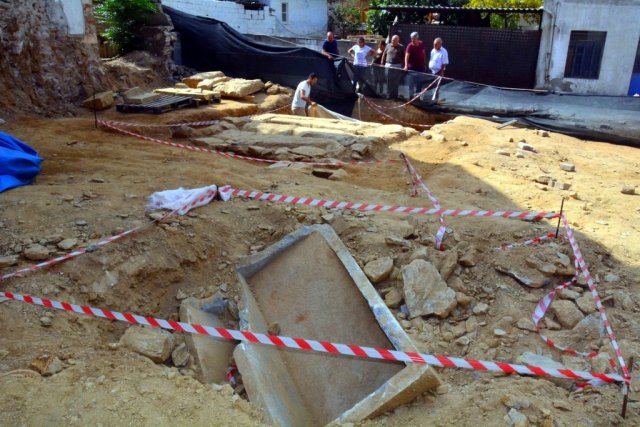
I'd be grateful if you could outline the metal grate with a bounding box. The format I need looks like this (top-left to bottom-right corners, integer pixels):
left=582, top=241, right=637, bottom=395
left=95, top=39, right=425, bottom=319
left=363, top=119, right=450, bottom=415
left=392, top=24, right=541, bottom=88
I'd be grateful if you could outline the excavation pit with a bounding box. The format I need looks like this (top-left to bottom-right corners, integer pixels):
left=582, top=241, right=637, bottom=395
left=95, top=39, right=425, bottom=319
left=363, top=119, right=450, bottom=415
left=234, top=224, right=441, bottom=426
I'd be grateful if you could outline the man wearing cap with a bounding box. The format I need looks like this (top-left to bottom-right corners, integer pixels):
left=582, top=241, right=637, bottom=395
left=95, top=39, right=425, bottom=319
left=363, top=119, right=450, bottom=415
left=429, top=37, right=449, bottom=75
left=291, top=73, right=318, bottom=116
left=404, top=32, right=426, bottom=73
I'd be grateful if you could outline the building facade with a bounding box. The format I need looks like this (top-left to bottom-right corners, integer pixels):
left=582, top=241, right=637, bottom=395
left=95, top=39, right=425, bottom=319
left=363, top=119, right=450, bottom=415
left=161, top=0, right=328, bottom=38
left=536, top=0, right=640, bottom=95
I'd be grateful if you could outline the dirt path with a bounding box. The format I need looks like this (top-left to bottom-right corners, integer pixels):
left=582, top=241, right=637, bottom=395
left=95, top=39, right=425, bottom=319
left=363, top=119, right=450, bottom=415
left=0, top=113, right=638, bottom=426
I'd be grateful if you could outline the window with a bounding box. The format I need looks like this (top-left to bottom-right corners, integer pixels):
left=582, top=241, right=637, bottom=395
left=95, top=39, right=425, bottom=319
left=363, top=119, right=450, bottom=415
left=281, top=3, right=287, bottom=22
left=564, top=31, right=607, bottom=79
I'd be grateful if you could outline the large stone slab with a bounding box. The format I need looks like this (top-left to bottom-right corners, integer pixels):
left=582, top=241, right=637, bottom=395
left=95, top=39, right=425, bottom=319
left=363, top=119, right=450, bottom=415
left=81, top=91, right=114, bottom=110
left=216, top=78, right=265, bottom=98
left=234, top=225, right=441, bottom=427
left=180, top=297, right=237, bottom=384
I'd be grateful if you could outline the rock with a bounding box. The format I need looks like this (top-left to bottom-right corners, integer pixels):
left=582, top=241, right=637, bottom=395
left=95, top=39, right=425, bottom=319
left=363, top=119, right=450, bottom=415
left=81, top=91, right=114, bottom=110
left=290, top=146, right=327, bottom=158
left=516, top=318, right=537, bottom=332
left=0, top=255, right=19, bottom=267
left=23, top=244, right=50, bottom=260
left=496, top=149, right=511, bottom=156
left=515, top=150, right=526, bottom=158
left=552, top=400, right=572, bottom=411
left=120, top=325, right=176, bottom=363
left=39, top=316, right=53, bottom=327
left=171, top=343, right=190, bottom=367
left=458, top=245, right=478, bottom=267
left=438, top=250, right=458, bottom=281
left=551, top=180, right=572, bottom=190
left=518, top=142, right=536, bottom=152
left=575, top=293, right=597, bottom=314
left=621, top=185, right=636, bottom=195
left=557, top=288, right=579, bottom=300
left=409, top=247, right=429, bottom=263
left=603, top=273, right=619, bottom=283
left=550, top=300, right=583, bottom=329
left=30, top=355, right=63, bottom=376
left=473, top=302, right=489, bottom=315
left=328, top=169, right=349, bottom=181
left=350, top=143, right=369, bottom=155
left=541, top=131, right=550, bottom=137
left=57, top=238, right=78, bottom=250
left=456, top=292, right=472, bottom=306
left=560, top=162, right=575, bottom=172
left=363, top=257, right=394, bottom=284
left=385, top=235, right=410, bottom=248
left=384, top=289, right=403, bottom=309
left=494, top=328, right=507, bottom=337
left=505, top=408, right=529, bottom=427
left=501, top=394, right=531, bottom=409
left=402, top=259, right=457, bottom=319
left=175, top=289, right=188, bottom=300
left=534, top=175, right=552, bottom=185
left=517, top=352, right=563, bottom=370
left=216, top=78, right=264, bottom=98
left=432, top=134, right=446, bottom=143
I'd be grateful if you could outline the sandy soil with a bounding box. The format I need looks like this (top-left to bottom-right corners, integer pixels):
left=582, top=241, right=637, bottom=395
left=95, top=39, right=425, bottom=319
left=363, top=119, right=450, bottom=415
left=0, top=106, right=639, bottom=426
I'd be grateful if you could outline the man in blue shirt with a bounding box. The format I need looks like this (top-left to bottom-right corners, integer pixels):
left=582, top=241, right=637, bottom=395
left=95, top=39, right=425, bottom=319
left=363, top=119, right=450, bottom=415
left=321, top=32, right=339, bottom=60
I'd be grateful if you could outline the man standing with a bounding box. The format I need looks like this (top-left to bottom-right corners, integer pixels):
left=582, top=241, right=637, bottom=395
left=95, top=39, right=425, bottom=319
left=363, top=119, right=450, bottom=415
left=429, top=37, right=449, bottom=75
left=404, top=32, right=426, bottom=72
left=321, top=32, right=339, bottom=60
left=348, top=37, right=375, bottom=90
left=291, top=73, right=318, bottom=116
left=381, top=35, right=405, bottom=68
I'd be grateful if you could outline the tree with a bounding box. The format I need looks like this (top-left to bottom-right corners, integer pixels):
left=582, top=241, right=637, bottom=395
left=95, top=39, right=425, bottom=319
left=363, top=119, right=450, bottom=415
left=328, top=0, right=361, bottom=39
left=367, top=0, right=467, bottom=36
left=94, top=0, right=158, bottom=54
left=465, top=0, right=543, bottom=29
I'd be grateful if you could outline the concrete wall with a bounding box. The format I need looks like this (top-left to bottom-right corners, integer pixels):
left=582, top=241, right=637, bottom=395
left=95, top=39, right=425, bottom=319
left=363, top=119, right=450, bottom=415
left=536, top=0, right=640, bottom=95
left=161, top=0, right=327, bottom=37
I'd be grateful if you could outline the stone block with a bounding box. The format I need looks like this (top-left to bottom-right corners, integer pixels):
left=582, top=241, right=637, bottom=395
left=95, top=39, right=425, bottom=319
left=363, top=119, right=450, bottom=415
left=180, top=297, right=237, bottom=383
left=81, top=91, right=114, bottom=110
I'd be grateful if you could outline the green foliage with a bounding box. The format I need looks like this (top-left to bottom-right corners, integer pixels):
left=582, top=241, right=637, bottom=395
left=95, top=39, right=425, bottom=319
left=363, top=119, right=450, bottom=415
left=328, top=0, right=361, bottom=38
left=366, top=0, right=467, bottom=36
left=465, top=0, right=544, bottom=29
left=94, top=0, right=158, bottom=54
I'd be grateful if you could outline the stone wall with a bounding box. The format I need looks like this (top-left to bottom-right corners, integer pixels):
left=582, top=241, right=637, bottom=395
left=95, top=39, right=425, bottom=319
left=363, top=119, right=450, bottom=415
left=0, top=0, right=109, bottom=116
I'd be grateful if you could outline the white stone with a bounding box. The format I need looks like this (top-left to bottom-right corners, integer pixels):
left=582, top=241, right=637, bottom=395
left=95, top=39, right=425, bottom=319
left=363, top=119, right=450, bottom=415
left=402, top=259, right=457, bottom=319
left=120, top=326, right=176, bottom=363
left=363, top=257, right=394, bottom=284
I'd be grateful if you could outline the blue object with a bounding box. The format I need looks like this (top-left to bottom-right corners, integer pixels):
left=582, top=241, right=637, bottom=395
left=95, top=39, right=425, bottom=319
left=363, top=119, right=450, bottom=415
left=0, top=131, right=43, bottom=193
left=629, top=73, right=640, bottom=96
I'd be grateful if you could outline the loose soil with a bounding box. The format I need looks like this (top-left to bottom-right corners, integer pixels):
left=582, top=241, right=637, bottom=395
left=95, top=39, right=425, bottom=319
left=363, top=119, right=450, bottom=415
left=1, top=107, right=639, bottom=426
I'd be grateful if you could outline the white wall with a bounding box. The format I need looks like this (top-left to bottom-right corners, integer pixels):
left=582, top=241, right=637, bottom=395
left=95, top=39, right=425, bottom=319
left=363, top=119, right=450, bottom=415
left=162, top=0, right=326, bottom=37
left=536, top=0, right=640, bottom=95
left=57, top=0, right=86, bottom=35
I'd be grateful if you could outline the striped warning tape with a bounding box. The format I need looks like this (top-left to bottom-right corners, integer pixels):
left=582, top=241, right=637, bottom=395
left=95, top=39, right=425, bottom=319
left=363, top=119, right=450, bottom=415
left=220, top=186, right=560, bottom=220
left=401, top=153, right=447, bottom=250
left=0, top=187, right=219, bottom=282
left=561, top=214, right=631, bottom=384
left=495, top=232, right=557, bottom=252
left=98, top=120, right=400, bottom=167
left=0, top=290, right=625, bottom=385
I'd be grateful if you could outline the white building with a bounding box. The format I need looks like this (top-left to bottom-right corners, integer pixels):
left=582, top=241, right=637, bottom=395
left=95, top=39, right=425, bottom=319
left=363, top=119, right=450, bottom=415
left=536, top=0, right=640, bottom=96
left=161, top=0, right=328, bottom=38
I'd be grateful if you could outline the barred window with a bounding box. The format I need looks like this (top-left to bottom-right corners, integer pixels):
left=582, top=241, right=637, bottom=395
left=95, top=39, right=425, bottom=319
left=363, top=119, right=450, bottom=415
left=564, top=31, right=606, bottom=79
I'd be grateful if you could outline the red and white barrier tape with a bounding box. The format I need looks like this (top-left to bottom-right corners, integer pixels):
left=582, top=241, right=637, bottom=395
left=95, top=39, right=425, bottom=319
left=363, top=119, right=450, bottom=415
left=495, top=232, right=557, bottom=252
left=401, top=153, right=447, bottom=250
left=220, top=186, right=559, bottom=220
left=359, top=95, right=432, bottom=128
left=0, top=290, right=624, bottom=385
left=560, top=214, right=630, bottom=384
left=0, top=188, right=219, bottom=282
left=98, top=119, right=220, bottom=128
left=98, top=120, right=400, bottom=167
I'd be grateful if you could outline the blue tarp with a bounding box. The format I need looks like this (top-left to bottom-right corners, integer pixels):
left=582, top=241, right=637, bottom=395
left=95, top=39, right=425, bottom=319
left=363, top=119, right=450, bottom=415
left=0, top=131, right=43, bottom=193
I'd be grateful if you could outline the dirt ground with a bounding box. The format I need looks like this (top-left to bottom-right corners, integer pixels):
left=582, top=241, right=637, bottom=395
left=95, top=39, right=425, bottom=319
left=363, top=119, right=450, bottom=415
left=0, top=102, right=639, bottom=426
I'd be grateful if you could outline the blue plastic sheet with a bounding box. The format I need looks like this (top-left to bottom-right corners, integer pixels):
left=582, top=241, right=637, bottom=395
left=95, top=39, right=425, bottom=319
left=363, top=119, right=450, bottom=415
left=0, top=131, right=43, bottom=193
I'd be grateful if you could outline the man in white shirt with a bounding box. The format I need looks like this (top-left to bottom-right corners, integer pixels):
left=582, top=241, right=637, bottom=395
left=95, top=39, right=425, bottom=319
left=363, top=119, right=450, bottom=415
left=291, top=73, right=318, bottom=116
left=429, top=37, right=449, bottom=75
left=348, top=37, right=375, bottom=91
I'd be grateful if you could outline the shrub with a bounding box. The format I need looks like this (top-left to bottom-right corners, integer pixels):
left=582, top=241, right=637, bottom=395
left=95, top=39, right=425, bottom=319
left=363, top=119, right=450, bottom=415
left=94, top=0, right=158, bottom=54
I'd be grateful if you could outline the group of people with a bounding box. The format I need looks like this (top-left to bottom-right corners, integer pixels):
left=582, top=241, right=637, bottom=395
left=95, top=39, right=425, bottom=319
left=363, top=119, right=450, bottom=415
left=322, top=31, right=449, bottom=76
left=292, top=32, right=449, bottom=115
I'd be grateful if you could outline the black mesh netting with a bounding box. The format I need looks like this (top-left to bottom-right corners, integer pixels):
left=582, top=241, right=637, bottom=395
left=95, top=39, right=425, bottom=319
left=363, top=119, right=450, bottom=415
left=165, top=6, right=640, bottom=146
